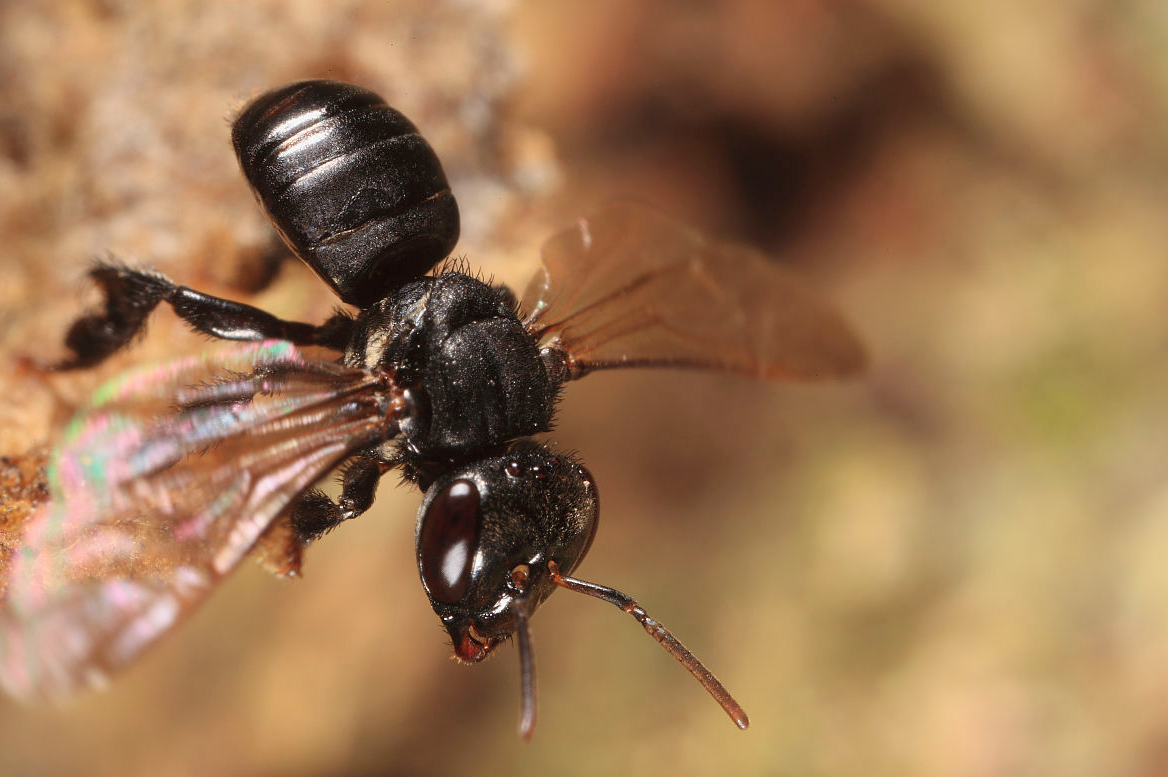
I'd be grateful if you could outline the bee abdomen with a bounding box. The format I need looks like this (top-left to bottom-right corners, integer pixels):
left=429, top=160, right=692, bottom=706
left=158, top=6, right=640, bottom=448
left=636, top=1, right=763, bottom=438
left=232, top=80, right=459, bottom=308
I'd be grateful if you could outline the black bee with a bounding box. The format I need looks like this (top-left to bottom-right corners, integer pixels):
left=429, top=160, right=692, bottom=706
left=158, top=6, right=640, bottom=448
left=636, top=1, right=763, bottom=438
left=0, top=81, right=865, bottom=737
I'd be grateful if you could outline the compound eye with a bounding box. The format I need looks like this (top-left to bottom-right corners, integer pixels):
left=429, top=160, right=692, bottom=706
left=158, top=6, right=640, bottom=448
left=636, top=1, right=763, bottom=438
left=419, top=479, right=481, bottom=603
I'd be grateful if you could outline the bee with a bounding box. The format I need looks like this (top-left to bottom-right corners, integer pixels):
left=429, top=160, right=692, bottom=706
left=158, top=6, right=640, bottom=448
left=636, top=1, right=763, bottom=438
left=0, top=81, right=865, bottom=737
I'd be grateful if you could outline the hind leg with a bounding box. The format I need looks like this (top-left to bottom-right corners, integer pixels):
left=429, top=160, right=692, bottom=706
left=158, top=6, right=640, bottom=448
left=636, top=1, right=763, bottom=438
left=58, top=262, right=354, bottom=369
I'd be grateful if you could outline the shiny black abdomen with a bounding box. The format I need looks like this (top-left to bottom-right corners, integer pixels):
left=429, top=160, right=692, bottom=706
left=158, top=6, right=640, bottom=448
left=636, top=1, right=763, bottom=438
left=232, top=80, right=460, bottom=308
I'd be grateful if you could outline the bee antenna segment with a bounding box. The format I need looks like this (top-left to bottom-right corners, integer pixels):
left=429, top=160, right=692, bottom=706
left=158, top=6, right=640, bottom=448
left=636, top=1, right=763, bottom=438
left=547, top=561, right=749, bottom=730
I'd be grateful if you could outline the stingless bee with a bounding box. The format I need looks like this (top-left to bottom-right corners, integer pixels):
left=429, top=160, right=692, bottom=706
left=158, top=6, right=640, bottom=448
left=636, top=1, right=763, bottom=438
left=0, top=81, right=865, bottom=737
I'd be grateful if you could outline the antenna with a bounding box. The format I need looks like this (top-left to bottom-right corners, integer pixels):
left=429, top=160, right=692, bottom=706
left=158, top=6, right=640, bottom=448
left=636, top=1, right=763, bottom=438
left=516, top=605, right=538, bottom=741
left=547, top=561, right=749, bottom=729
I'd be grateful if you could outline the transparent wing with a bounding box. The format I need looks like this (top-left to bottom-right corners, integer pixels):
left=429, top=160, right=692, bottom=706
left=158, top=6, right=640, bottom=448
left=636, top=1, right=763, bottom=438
left=522, top=203, right=867, bottom=380
left=0, top=340, right=390, bottom=702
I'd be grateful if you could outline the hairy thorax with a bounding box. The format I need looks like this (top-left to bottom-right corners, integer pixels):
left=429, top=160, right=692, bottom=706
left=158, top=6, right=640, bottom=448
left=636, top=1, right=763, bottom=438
left=344, top=272, right=557, bottom=462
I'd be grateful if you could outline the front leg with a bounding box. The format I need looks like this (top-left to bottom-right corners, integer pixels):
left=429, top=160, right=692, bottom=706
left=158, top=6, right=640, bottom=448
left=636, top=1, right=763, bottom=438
left=57, top=261, right=355, bottom=369
left=290, top=458, right=387, bottom=544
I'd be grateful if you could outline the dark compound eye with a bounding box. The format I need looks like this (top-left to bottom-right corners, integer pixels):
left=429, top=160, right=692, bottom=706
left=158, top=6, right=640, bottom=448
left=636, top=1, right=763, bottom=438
left=419, top=479, right=481, bottom=603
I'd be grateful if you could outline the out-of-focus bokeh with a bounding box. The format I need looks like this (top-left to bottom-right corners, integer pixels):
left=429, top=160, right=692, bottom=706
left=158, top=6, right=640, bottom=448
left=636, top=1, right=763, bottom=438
left=2, top=1, right=1167, bottom=776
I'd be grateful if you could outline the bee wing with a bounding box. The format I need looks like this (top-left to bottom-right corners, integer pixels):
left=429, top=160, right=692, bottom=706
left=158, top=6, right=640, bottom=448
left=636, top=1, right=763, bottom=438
left=522, top=203, right=867, bottom=380
left=0, top=341, right=390, bottom=702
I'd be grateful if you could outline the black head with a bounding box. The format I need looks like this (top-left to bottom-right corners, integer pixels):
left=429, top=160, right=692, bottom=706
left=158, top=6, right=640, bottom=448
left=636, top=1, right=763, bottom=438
left=232, top=80, right=460, bottom=308
left=415, top=444, right=598, bottom=662
left=414, top=443, right=748, bottom=738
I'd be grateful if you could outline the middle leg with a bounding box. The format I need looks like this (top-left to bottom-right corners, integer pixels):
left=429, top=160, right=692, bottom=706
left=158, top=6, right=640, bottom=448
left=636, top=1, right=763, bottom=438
left=290, top=457, right=388, bottom=544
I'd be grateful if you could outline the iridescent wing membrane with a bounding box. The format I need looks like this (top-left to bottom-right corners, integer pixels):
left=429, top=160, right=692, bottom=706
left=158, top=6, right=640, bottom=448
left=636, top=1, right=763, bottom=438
left=523, top=203, right=867, bottom=380
left=0, top=341, right=386, bottom=701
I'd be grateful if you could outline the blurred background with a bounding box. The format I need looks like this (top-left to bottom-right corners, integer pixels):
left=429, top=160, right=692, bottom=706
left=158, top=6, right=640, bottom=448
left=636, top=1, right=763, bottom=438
left=2, top=1, right=1168, bottom=776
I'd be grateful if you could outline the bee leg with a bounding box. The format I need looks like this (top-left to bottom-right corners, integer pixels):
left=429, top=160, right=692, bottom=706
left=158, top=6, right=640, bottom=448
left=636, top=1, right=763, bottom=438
left=290, top=458, right=385, bottom=543
left=57, top=261, right=356, bottom=369
left=57, top=264, right=174, bottom=369
left=169, top=287, right=354, bottom=349
left=253, top=512, right=306, bottom=578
